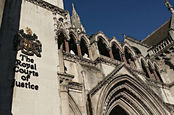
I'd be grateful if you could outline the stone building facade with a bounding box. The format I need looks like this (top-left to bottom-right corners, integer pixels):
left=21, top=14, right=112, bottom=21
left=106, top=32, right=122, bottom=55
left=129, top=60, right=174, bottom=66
left=0, top=0, right=174, bottom=115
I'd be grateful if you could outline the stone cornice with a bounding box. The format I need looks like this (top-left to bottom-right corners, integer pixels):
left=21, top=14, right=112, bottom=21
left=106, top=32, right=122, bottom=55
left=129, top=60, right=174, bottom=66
left=126, top=36, right=150, bottom=48
left=63, top=52, right=95, bottom=66
left=63, top=52, right=122, bottom=67
left=63, top=53, right=169, bottom=88
left=126, top=65, right=146, bottom=76
left=95, top=56, right=121, bottom=66
left=57, top=72, right=74, bottom=80
left=25, top=0, right=68, bottom=17
left=68, top=82, right=82, bottom=91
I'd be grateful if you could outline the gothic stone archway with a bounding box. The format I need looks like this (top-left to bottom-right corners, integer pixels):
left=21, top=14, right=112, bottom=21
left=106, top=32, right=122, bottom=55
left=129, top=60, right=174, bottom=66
left=89, top=73, right=169, bottom=115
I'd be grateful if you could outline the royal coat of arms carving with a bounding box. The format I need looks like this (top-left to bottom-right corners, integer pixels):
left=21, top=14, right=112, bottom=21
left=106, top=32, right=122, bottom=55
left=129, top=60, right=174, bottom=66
left=17, top=27, right=42, bottom=57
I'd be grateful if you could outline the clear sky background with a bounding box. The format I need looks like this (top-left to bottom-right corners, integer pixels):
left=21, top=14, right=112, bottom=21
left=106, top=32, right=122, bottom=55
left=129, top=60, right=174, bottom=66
left=64, top=0, right=173, bottom=42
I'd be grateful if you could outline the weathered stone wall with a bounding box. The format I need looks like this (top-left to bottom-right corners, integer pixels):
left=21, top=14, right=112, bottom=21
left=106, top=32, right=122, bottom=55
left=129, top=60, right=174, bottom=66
left=124, top=38, right=149, bottom=57
left=6, top=0, right=174, bottom=114
left=12, top=1, right=61, bottom=115
left=44, top=0, right=64, bottom=9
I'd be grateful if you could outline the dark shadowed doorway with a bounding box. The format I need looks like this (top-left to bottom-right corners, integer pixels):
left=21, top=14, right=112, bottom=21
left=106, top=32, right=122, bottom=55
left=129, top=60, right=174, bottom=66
left=109, top=106, right=129, bottom=115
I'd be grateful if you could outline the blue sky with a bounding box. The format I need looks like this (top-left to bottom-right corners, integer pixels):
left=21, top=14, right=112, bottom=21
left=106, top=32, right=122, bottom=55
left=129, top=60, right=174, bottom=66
left=64, top=0, right=173, bottom=42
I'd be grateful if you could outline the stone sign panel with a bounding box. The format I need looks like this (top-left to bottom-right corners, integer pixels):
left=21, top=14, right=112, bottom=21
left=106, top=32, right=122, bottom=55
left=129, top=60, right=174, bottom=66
left=14, top=27, right=41, bottom=91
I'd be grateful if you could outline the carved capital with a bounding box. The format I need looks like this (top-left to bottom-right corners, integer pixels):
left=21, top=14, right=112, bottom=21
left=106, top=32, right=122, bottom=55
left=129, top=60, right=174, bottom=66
left=58, top=73, right=74, bottom=85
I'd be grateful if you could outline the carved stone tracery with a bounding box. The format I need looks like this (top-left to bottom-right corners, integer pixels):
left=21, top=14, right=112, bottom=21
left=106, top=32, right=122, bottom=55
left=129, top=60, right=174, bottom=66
left=25, top=0, right=68, bottom=17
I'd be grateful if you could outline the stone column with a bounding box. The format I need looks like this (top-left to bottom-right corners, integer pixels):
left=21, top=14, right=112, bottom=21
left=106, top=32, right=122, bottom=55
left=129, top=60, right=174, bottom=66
left=122, top=54, right=127, bottom=64
left=145, top=66, right=153, bottom=79
left=65, top=40, right=69, bottom=53
left=133, top=56, right=141, bottom=69
left=109, top=48, right=114, bottom=60
left=77, top=43, right=82, bottom=56
left=60, top=81, right=69, bottom=115
left=59, top=73, right=74, bottom=115
left=153, top=70, right=160, bottom=81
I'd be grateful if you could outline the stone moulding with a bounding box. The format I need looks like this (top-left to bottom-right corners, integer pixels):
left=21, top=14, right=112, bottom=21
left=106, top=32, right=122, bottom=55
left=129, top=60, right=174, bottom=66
left=57, top=72, right=74, bottom=81
left=97, top=55, right=121, bottom=66
left=88, top=65, right=171, bottom=112
left=25, top=0, right=68, bottom=17
left=68, top=82, right=82, bottom=91
left=126, top=36, right=150, bottom=48
left=90, top=64, right=124, bottom=96
left=63, top=52, right=95, bottom=65
left=63, top=52, right=122, bottom=66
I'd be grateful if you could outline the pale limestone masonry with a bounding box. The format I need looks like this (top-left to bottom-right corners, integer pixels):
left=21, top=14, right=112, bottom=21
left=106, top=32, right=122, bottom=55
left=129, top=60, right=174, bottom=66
left=5, top=0, right=174, bottom=114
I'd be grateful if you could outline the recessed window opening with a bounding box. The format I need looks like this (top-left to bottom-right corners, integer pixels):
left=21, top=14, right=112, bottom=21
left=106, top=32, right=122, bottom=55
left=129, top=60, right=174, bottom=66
left=132, top=46, right=141, bottom=55
left=58, top=33, right=66, bottom=52
left=97, top=37, right=110, bottom=57
left=69, top=34, right=78, bottom=55
left=112, top=44, right=121, bottom=61
left=125, top=47, right=135, bottom=66
left=80, top=38, right=89, bottom=57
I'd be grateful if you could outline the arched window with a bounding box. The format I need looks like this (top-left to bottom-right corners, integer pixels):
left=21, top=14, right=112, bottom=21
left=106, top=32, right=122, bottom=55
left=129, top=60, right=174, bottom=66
left=80, top=38, right=89, bottom=57
left=69, top=34, right=78, bottom=55
left=132, top=46, right=141, bottom=55
left=58, top=33, right=66, bottom=52
left=141, top=59, right=150, bottom=78
left=124, top=47, right=135, bottom=67
left=111, top=43, right=121, bottom=61
left=97, top=37, right=110, bottom=57
left=154, top=64, right=163, bottom=83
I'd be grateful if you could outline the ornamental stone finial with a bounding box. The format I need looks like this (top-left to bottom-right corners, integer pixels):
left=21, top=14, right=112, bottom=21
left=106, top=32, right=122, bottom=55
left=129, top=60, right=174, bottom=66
left=71, top=3, right=86, bottom=33
left=165, top=0, right=174, bottom=13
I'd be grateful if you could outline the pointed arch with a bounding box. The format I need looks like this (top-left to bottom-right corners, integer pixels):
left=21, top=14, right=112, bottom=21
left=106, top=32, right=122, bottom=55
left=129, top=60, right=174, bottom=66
left=80, top=38, right=89, bottom=57
left=69, top=33, right=78, bottom=55
left=69, top=29, right=79, bottom=42
left=97, top=36, right=110, bottom=57
left=79, top=34, right=90, bottom=57
left=123, top=44, right=135, bottom=56
left=96, top=75, right=168, bottom=115
left=110, top=41, right=122, bottom=61
left=57, top=32, right=66, bottom=51
left=95, top=31, right=110, bottom=48
left=131, top=46, right=142, bottom=55
left=123, top=45, right=136, bottom=67
left=109, top=38, right=122, bottom=52
left=57, top=29, right=69, bottom=40
left=140, top=58, right=150, bottom=78
left=109, top=105, right=129, bottom=115
left=79, top=34, right=90, bottom=46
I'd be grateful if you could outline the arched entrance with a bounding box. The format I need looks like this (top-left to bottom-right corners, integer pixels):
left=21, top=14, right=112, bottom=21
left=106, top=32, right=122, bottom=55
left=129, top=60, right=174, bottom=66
left=109, top=105, right=129, bottom=115
left=94, top=74, right=168, bottom=115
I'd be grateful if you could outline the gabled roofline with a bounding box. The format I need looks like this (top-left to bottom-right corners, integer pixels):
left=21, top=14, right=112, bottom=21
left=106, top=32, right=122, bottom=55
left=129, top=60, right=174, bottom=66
left=141, top=19, right=170, bottom=43
left=125, top=36, right=150, bottom=48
